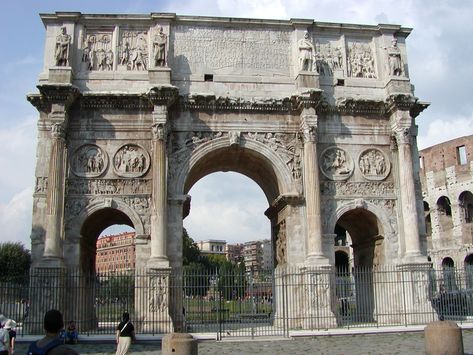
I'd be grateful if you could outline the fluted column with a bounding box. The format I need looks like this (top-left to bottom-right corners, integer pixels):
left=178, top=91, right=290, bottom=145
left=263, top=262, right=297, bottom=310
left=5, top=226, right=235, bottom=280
left=301, top=108, right=329, bottom=266
left=393, top=125, right=423, bottom=262
left=43, top=120, right=67, bottom=262
left=148, top=105, right=170, bottom=268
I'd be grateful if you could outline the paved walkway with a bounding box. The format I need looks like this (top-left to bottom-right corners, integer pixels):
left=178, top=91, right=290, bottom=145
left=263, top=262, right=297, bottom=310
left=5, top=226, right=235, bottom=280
left=13, top=329, right=473, bottom=354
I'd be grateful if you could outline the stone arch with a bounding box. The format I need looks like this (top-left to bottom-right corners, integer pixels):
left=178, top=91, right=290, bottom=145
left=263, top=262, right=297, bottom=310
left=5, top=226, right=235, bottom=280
left=459, top=191, right=473, bottom=223
left=171, top=136, right=296, bottom=201
left=436, top=196, right=453, bottom=231
left=441, top=256, right=457, bottom=291
left=66, top=198, right=146, bottom=272
left=328, top=200, right=393, bottom=243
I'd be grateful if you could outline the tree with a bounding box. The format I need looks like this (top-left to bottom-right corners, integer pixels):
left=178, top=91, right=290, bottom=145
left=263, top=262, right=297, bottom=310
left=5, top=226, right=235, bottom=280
left=182, top=228, right=201, bottom=266
left=0, top=242, right=31, bottom=284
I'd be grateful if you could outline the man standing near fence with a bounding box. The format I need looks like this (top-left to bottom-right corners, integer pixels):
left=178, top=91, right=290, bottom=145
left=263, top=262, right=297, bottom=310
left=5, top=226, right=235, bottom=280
left=27, top=310, right=78, bottom=355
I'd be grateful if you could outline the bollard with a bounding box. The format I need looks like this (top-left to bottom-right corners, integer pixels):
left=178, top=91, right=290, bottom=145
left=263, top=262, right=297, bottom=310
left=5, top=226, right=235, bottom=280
left=162, top=332, right=198, bottom=355
left=424, top=320, right=464, bottom=355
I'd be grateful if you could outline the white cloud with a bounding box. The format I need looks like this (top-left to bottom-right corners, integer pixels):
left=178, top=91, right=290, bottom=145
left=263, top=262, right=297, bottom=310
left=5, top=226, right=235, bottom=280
left=0, top=116, right=37, bottom=202
left=184, top=172, right=271, bottom=243
left=417, top=115, right=473, bottom=150
left=0, top=187, right=33, bottom=248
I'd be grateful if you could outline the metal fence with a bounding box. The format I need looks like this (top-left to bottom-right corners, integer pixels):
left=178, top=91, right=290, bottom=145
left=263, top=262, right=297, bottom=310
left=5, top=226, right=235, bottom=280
left=2, top=265, right=473, bottom=338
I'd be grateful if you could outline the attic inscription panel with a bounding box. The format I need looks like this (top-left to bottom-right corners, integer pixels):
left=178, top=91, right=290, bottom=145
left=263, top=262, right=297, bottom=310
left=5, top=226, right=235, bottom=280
left=172, top=25, right=291, bottom=75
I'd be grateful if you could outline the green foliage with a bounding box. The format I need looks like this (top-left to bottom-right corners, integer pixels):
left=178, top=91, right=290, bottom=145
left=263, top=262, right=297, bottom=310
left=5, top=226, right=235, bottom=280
left=96, top=274, right=134, bottom=309
left=0, top=242, right=31, bottom=284
left=182, top=228, right=201, bottom=266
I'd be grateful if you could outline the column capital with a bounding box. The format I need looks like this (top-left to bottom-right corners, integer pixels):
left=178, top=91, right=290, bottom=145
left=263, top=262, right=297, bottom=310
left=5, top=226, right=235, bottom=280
left=392, top=126, right=413, bottom=146
left=300, top=118, right=318, bottom=144
left=51, top=122, right=67, bottom=141
left=152, top=122, right=167, bottom=142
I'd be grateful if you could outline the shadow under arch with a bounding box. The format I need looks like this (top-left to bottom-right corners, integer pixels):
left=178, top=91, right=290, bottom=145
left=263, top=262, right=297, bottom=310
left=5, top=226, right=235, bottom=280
left=331, top=201, right=389, bottom=323
left=171, top=137, right=296, bottom=201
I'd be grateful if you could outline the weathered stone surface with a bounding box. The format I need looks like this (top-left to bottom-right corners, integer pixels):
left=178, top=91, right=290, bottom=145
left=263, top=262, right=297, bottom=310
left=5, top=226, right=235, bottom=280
left=28, top=12, right=429, bottom=332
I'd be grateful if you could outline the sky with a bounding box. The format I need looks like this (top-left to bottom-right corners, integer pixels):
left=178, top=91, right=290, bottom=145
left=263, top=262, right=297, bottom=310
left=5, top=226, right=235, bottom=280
left=1, top=0, right=472, bottom=249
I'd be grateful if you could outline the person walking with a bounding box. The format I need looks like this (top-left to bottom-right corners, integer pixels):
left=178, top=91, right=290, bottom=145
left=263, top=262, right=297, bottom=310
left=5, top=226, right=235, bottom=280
left=4, top=320, right=15, bottom=355
left=0, top=320, right=9, bottom=355
left=27, top=310, right=78, bottom=355
left=115, top=312, right=135, bottom=355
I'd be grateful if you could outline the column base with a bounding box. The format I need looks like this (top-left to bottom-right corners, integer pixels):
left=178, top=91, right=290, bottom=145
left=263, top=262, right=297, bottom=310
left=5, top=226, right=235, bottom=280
left=37, top=256, right=65, bottom=268
left=147, top=256, right=170, bottom=269
left=402, top=251, right=428, bottom=264
left=305, top=253, right=330, bottom=267
left=141, top=268, right=174, bottom=333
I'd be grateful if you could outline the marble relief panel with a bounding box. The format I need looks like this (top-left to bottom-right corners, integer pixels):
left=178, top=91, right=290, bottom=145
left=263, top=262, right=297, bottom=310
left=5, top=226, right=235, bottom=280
left=172, top=25, right=291, bottom=75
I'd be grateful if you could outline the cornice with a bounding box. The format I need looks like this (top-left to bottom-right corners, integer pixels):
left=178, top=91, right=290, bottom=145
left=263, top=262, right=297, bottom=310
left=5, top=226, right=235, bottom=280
left=27, top=84, right=80, bottom=112
left=180, top=94, right=294, bottom=113
left=325, top=97, right=387, bottom=115
left=147, top=86, right=180, bottom=107
left=385, top=93, right=417, bottom=115
left=265, top=193, right=305, bottom=219
left=79, top=93, right=153, bottom=110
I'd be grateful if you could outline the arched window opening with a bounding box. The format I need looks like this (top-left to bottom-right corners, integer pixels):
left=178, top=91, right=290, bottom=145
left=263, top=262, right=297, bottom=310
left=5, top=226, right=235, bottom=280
left=442, top=257, right=457, bottom=291
left=424, top=201, right=432, bottom=236
left=459, top=191, right=473, bottom=223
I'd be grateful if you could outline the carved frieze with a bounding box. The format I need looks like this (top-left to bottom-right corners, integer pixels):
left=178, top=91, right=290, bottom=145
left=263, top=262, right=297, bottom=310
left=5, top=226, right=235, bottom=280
left=320, top=147, right=354, bottom=180
left=119, top=29, right=148, bottom=71
left=347, top=41, right=376, bottom=78
left=245, top=132, right=302, bottom=181
left=149, top=274, right=169, bottom=313
left=275, top=220, right=287, bottom=265
left=358, top=148, right=390, bottom=181
left=123, top=196, right=150, bottom=214
left=321, top=181, right=395, bottom=196
left=81, top=31, right=114, bottom=71
left=35, top=177, right=48, bottom=194
left=67, top=178, right=151, bottom=195
left=113, top=144, right=150, bottom=178
left=172, top=26, right=291, bottom=75
left=314, top=41, right=344, bottom=76
left=71, top=144, right=108, bottom=177
left=65, top=198, right=88, bottom=219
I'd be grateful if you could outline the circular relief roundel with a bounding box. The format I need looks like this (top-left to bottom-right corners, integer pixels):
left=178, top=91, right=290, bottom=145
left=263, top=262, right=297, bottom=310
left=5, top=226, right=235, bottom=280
left=320, top=147, right=354, bottom=181
left=113, top=144, right=150, bottom=178
left=358, top=148, right=391, bottom=181
left=71, top=144, right=108, bottom=177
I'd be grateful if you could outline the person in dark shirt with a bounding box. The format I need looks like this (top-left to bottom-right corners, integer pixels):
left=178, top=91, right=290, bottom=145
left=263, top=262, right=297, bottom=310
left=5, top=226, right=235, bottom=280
left=115, top=312, right=135, bottom=355
left=27, top=309, right=78, bottom=355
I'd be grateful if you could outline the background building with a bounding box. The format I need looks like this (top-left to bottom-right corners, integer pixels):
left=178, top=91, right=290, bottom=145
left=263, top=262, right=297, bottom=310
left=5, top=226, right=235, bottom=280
left=419, top=135, right=473, bottom=271
left=95, top=232, right=135, bottom=273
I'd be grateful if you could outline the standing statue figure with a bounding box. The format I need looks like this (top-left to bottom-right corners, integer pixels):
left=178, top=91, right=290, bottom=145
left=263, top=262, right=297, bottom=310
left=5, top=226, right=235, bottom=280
left=386, top=37, right=403, bottom=76
left=55, top=26, right=71, bottom=67
left=153, top=26, right=167, bottom=67
left=298, top=30, right=315, bottom=72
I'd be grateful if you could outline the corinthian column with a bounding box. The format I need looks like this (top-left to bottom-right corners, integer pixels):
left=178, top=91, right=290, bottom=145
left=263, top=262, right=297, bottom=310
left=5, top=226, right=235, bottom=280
left=148, top=105, right=170, bottom=268
left=43, top=121, right=67, bottom=263
left=393, top=125, right=423, bottom=262
left=301, top=108, right=329, bottom=266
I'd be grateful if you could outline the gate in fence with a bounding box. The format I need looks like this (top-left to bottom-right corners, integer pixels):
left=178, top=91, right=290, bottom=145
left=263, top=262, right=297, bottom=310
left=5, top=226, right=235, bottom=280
left=3, top=266, right=473, bottom=337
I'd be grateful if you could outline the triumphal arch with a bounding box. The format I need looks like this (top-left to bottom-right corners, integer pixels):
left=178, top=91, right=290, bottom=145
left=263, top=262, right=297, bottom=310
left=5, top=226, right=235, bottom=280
left=27, top=12, right=431, bottom=332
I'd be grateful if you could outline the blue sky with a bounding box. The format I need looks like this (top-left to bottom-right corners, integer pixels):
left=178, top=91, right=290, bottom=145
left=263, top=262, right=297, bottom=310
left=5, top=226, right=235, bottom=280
left=1, top=1, right=473, bottom=248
